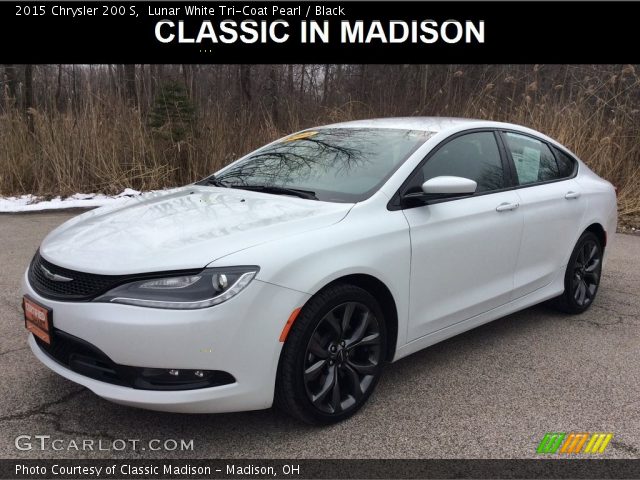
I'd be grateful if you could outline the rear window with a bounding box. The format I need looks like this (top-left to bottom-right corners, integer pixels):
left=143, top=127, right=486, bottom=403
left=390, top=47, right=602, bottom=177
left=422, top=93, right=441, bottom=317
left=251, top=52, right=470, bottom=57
left=503, top=132, right=560, bottom=185
left=551, top=146, right=577, bottom=178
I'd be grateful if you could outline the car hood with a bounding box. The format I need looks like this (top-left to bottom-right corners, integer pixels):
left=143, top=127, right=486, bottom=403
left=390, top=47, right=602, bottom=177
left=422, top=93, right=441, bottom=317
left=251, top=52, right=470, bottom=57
left=39, top=186, right=353, bottom=275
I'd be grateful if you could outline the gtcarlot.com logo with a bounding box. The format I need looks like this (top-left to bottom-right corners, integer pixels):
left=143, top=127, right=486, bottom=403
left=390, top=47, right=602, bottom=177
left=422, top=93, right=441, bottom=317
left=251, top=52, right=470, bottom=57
left=15, top=435, right=194, bottom=452
left=537, top=432, right=613, bottom=454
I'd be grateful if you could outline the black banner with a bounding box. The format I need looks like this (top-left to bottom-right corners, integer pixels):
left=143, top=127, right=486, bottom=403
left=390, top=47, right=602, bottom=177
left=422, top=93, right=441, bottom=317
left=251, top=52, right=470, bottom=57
left=2, top=1, right=640, bottom=63
left=2, top=459, right=640, bottom=479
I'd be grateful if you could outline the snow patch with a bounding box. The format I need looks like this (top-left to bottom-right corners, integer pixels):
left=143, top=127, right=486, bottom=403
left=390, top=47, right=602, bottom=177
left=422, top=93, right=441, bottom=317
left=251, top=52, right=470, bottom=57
left=0, top=189, right=143, bottom=213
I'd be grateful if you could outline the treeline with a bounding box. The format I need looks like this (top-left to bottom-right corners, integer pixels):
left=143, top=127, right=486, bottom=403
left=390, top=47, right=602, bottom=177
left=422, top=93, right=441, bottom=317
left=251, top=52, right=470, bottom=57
left=0, top=64, right=638, bottom=225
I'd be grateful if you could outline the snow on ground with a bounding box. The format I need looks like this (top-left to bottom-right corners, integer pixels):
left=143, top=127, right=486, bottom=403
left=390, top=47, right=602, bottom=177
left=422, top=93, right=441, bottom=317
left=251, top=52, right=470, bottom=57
left=0, top=188, right=142, bottom=213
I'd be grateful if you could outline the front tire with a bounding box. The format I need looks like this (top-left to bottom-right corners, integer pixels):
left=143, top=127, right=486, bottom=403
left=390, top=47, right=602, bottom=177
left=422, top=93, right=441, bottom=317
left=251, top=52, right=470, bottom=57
left=553, top=231, right=603, bottom=314
left=275, top=284, right=387, bottom=425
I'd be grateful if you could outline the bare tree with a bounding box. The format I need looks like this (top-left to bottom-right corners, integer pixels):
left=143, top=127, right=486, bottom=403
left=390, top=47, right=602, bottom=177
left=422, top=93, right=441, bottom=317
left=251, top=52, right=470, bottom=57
left=299, top=65, right=306, bottom=97
left=124, top=64, right=137, bottom=106
left=287, top=64, right=294, bottom=95
left=23, top=64, right=35, bottom=133
left=3, top=64, right=17, bottom=110
left=268, top=65, right=279, bottom=125
left=322, top=65, right=330, bottom=104
left=239, top=64, right=252, bottom=105
left=54, top=64, right=64, bottom=111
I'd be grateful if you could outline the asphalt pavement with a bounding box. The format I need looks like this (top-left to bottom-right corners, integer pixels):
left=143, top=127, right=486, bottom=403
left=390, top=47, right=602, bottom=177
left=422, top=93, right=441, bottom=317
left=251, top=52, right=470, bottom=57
left=0, top=212, right=638, bottom=459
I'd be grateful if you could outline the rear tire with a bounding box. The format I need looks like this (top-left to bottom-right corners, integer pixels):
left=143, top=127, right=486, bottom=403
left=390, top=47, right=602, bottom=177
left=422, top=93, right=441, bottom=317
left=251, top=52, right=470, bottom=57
left=275, top=284, right=386, bottom=425
left=553, top=231, right=603, bottom=314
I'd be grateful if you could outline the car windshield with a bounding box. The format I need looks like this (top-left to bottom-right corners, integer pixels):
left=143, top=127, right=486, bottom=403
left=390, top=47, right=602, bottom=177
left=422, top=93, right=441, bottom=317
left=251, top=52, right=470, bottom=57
left=214, top=128, right=433, bottom=202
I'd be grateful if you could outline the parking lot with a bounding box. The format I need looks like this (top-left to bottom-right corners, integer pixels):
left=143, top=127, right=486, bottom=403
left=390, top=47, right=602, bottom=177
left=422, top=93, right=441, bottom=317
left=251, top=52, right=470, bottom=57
left=1, top=212, right=639, bottom=459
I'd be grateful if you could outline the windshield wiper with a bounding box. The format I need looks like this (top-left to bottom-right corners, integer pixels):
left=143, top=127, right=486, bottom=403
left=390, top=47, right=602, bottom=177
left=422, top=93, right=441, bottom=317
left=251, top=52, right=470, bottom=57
left=230, top=185, right=318, bottom=200
left=197, top=175, right=229, bottom=188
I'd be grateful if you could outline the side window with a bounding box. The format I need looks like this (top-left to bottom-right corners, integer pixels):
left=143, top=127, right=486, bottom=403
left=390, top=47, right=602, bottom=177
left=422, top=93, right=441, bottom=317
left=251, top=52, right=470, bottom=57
left=419, top=132, right=505, bottom=193
left=551, top=146, right=577, bottom=178
left=503, top=132, right=562, bottom=185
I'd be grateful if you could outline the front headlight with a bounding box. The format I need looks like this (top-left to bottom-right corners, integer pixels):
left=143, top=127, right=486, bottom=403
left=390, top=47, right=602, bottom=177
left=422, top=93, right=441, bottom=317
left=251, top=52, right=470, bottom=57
left=94, top=267, right=259, bottom=309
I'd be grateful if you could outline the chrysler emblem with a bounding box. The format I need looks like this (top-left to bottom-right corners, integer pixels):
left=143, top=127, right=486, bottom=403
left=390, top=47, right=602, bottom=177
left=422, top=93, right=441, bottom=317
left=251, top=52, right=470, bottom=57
left=41, top=265, right=73, bottom=282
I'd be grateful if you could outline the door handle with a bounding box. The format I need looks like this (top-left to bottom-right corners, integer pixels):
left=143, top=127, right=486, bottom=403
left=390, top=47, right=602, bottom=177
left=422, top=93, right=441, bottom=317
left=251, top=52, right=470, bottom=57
left=565, top=191, right=581, bottom=200
left=496, top=202, right=519, bottom=212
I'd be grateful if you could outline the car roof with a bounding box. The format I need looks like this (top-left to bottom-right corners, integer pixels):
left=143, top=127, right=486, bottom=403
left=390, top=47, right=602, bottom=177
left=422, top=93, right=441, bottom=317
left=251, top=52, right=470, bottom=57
left=319, top=117, right=538, bottom=136
left=317, top=117, right=569, bottom=152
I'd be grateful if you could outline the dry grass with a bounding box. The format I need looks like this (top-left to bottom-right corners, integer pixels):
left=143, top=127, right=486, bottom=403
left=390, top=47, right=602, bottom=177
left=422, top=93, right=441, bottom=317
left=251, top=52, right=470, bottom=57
left=0, top=64, right=638, bottom=228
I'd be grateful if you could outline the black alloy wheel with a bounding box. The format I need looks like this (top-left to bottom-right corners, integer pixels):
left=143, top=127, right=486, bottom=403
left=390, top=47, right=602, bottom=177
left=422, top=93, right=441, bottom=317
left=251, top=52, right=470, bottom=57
left=276, top=284, right=387, bottom=424
left=572, top=237, right=601, bottom=307
left=554, top=231, right=603, bottom=314
left=303, top=301, right=382, bottom=414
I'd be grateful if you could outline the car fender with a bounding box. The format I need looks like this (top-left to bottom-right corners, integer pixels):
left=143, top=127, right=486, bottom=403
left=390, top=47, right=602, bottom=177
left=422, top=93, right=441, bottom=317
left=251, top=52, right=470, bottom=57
left=207, top=192, right=412, bottom=350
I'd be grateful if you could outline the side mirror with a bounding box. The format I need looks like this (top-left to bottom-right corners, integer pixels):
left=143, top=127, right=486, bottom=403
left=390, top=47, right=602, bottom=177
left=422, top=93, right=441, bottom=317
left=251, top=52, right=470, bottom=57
left=421, top=176, right=478, bottom=195
left=402, top=176, right=477, bottom=205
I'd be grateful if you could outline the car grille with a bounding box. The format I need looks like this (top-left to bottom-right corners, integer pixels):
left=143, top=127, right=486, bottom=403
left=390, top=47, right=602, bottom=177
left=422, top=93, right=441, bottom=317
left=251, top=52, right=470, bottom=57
left=35, top=330, right=236, bottom=391
left=28, top=251, right=127, bottom=301
left=27, top=251, right=203, bottom=302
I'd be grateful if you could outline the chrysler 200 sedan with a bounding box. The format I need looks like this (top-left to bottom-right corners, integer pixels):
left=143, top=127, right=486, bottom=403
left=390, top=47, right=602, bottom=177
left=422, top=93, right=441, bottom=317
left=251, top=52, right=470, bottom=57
left=23, top=118, right=617, bottom=424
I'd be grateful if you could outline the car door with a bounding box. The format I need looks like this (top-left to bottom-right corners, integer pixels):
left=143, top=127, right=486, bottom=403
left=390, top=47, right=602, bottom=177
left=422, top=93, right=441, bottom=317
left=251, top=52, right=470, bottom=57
left=499, top=131, right=586, bottom=298
left=401, top=131, right=524, bottom=341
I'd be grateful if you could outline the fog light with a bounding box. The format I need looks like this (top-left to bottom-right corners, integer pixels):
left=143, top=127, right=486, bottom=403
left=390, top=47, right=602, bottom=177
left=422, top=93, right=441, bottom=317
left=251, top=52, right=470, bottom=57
left=134, top=368, right=235, bottom=390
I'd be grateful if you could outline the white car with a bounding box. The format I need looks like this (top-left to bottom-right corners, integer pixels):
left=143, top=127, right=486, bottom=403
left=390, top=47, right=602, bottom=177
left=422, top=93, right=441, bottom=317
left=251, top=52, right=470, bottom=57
left=23, top=118, right=617, bottom=424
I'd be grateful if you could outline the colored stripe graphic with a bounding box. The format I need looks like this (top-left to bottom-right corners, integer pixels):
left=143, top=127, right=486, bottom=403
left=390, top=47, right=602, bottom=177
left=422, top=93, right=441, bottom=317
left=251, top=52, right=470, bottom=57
left=573, top=433, right=590, bottom=453
left=584, top=433, right=613, bottom=454
left=537, top=433, right=566, bottom=453
left=560, top=434, right=576, bottom=453
left=538, top=433, right=613, bottom=454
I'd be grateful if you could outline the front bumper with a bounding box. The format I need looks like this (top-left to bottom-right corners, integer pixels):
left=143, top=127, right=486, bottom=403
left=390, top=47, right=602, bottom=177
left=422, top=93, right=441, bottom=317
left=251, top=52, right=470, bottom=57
left=23, top=271, right=310, bottom=413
